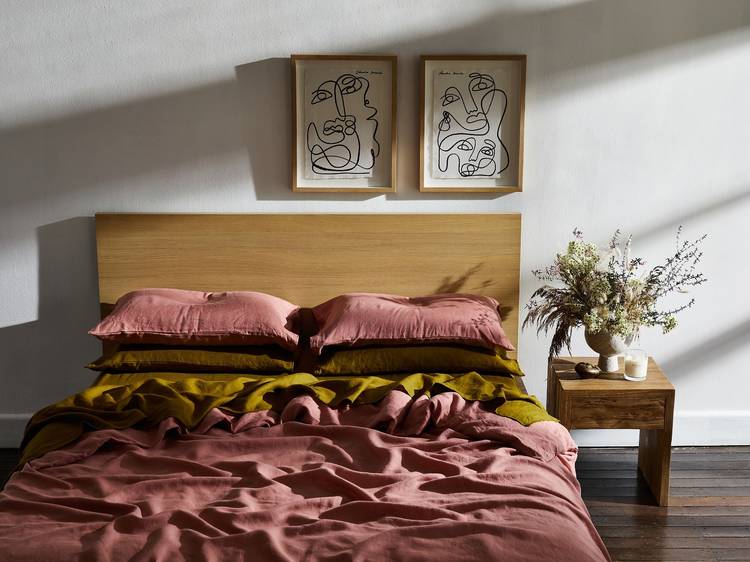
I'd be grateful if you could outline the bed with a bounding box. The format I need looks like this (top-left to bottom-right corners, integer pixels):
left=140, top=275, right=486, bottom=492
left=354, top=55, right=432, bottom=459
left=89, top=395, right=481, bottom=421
left=0, top=213, right=610, bottom=561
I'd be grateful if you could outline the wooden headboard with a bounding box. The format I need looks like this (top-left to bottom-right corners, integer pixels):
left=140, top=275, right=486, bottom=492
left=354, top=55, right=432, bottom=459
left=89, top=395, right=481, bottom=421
left=95, top=213, right=522, bottom=349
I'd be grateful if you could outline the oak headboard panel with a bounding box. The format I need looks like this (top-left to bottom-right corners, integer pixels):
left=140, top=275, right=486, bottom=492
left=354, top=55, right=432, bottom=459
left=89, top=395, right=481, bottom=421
left=95, top=213, right=522, bottom=349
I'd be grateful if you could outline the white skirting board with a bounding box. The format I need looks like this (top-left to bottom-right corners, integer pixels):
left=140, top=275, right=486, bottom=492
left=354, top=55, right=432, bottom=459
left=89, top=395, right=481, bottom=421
left=572, top=410, right=750, bottom=447
left=0, top=411, right=748, bottom=449
left=0, top=414, right=32, bottom=448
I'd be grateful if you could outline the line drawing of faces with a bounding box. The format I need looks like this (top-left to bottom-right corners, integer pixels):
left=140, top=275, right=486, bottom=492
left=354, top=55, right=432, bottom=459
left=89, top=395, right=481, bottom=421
left=435, top=72, right=509, bottom=178
left=306, top=73, right=380, bottom=176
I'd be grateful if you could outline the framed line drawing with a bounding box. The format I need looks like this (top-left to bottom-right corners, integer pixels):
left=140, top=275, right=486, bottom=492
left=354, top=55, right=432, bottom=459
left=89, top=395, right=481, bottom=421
left=419, top=55, right=526, bottom=193
left=291, top=55, right=397, bottom=193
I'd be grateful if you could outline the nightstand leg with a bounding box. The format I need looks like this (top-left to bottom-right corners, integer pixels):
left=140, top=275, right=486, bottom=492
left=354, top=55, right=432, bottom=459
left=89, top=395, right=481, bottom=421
left=638, top=391, right=674, bottom=506
left=638, top=429, right=671, bottom=506
left=637, top=392, right=674, bottom=506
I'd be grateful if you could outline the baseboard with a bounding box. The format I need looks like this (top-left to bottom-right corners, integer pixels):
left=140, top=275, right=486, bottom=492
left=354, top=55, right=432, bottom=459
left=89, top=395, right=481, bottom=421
left=0, top=414, right=31, bottom=448
left=572, top=410, right=750, bottom=447
left=672, top=410, right=750, bottom=446
left=1, top=411, right=748, bottom=450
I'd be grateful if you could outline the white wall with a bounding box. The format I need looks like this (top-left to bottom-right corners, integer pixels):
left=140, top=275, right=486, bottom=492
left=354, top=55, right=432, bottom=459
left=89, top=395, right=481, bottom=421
left=1, top=0, right=749, bottom=447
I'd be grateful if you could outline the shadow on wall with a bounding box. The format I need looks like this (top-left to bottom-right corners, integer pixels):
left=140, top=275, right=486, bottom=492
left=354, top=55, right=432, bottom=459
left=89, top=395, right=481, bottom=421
left=661, top=317, right=750, bottom=379
left=0, top=218, right=101, bottom=413
left=1, top=0, right=749, bottom=417
left=1, top=0, right=748, bottom=212
left=0, top=80, right=249, bottom=216
left=635, top=187, right=750, bottom=242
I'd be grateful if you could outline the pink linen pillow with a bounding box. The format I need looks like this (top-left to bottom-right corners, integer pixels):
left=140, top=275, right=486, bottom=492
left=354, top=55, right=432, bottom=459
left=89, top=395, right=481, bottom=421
left=309, top=293, right=514, bottom=354
left=90, top=288, right=299, bottom=350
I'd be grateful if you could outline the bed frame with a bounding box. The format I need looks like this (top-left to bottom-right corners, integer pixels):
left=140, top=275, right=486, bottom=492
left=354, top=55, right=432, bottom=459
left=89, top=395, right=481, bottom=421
left=95, top=213, right=522, bottom=351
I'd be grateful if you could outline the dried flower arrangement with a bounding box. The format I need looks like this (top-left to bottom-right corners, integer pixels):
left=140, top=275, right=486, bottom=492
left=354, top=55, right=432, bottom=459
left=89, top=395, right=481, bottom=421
left=524, top=227, right=707, bottom=358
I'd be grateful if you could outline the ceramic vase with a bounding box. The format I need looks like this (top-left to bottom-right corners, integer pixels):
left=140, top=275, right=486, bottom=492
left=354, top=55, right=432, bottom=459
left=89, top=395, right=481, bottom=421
left=584, top=329, right=634, bottom=373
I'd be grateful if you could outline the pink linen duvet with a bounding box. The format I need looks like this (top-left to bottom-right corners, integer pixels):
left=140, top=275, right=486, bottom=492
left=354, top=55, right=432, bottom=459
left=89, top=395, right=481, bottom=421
left=0, top=392, right=610, bottom=561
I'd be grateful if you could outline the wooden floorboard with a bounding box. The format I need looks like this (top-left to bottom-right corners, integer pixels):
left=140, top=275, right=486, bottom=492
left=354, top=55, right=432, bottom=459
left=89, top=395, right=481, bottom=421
left=607, top=549, right=750, bottom=561
left=1, top=446, right=749, bottom=561
left=581, top=446, right=750, bottom=561
left=598, top=526, right=750, bottom=538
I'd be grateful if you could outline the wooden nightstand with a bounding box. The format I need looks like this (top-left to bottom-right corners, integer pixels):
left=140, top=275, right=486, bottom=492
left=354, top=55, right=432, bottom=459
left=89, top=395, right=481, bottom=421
left=547, top=356, right=675, bottom=506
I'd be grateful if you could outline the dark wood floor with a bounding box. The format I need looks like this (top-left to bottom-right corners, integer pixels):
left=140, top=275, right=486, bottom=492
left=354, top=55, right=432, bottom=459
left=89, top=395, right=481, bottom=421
left=1, top=446, right=748, bottom=561
left=579, top=446, right=750, bottom=561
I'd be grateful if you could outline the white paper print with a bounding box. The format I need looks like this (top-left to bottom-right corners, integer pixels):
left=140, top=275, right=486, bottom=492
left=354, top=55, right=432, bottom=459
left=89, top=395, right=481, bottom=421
left=304, top=67, right=385, bottom=179
left=431, top=69, right=510, bottom=179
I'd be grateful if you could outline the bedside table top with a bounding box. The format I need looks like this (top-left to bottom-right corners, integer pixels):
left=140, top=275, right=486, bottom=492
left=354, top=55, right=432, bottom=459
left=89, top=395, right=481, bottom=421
left=550, top=356, right=674, bottom=392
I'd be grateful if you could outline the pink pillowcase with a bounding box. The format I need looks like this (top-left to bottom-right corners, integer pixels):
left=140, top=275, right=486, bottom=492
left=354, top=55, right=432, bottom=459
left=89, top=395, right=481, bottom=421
left=90, top=288, right=299, bottom=350
left=309, top=293, right=514, bottom=354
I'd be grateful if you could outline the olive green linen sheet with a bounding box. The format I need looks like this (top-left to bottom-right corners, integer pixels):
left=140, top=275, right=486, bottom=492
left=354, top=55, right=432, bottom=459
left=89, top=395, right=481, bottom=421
left=20, top=372, right=555, bottom=465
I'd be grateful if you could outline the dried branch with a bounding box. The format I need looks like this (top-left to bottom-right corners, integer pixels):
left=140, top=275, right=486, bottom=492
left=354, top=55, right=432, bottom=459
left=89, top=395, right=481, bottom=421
left=524, top=227, right=707, bottom=356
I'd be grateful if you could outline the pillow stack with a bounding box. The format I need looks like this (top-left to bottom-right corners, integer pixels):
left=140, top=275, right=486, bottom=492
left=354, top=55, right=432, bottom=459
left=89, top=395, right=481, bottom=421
left=87, top=288, right=300, bottom=374
left=87, top=289, right=522, bottom=378
left=309, top=293, right=522, bottom=377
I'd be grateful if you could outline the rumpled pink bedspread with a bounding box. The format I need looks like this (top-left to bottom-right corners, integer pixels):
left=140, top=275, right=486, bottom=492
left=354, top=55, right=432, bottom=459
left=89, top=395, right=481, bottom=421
left=0, top=392, right=610, bottom=561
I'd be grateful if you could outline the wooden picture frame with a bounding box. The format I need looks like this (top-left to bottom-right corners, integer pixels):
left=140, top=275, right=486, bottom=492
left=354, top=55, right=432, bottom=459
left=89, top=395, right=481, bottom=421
left=291, top=55, right=397, bottom=193
left=419, top=55, right=526, bottom=193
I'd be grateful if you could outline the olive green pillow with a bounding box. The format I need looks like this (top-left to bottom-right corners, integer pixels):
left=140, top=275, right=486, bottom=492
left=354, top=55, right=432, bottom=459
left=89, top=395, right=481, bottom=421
left=87, top=345, right=294, bottom=374
left=315, top=345, right=524, bottom=377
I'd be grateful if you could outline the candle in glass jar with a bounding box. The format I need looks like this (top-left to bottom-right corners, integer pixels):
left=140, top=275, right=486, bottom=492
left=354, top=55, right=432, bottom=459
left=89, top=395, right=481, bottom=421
left=624, top=349, right=648, bottom=381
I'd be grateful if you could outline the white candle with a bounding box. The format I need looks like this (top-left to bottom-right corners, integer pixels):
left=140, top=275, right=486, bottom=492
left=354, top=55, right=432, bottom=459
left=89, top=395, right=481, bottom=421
left=624, top=350, right=648, bottom=381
